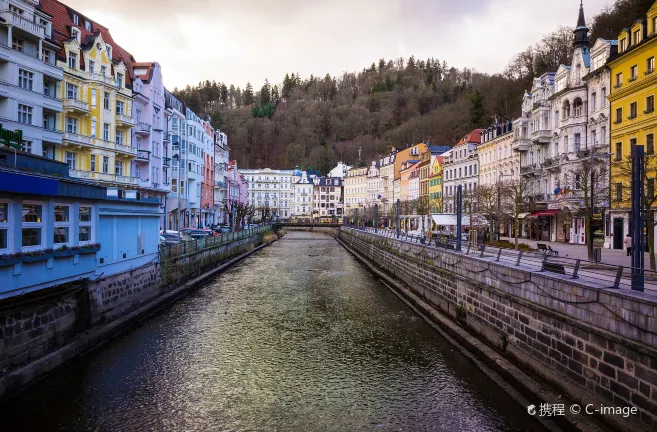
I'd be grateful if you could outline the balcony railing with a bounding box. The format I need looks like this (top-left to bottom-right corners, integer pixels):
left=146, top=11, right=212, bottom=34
left=530, top=128, right=551, bottom=143
left=512, top=137, right=530, bottom=152
left=88, top=72, right=117, bottom=87
left=63, top=131, right=92, bottom=145
left=136, top=122, right=152, bottom=133
left=115, top=142, right=137, bottom=156
left=115, top=175, right=139, bottom=185
left=0, top=10, right=46, bottom=38
left=137, top=149, right=150, bottom=161
left=64, top=98, right=89, bottom=112
left=163, top=157, right=171, bottom=167
left=115, top=113, right=134, bottom=125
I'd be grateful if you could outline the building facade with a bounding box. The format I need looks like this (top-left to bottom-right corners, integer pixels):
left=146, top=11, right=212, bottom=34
left=429, top=155, right=445, bottom=213
left=313, top=177, right=343, bottom=221
left=478, top=121, right=516, bottom=187
left=241, top=168, right=296, bottom=219
left=366, top=160, right=381, bottom=206
left=164, top=89, right=187, bottom=230
left=344, top=166, right=368, bottom=213
left=443, top=129, right=484, bottom=213
left=213, top=131, right=229, bottom=225
left=292, top=170, right=313, bottom=220
left=608, top=1, right=657, bottom=251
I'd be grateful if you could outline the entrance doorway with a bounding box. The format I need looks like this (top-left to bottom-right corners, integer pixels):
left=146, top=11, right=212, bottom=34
left=613, top=218, right=624, bottom=250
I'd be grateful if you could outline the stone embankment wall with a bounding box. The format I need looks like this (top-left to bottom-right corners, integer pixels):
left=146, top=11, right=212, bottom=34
left=0, top=231, right=272, bottom=399
left=338, top=228, right=657, bottom=432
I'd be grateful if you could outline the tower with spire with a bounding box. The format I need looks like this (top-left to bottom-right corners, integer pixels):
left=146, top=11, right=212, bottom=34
left=573, top=0, right=589, bottom=48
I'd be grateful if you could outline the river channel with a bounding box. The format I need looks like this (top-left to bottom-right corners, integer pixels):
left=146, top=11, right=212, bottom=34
left=0, top=231, right=546, bottom=431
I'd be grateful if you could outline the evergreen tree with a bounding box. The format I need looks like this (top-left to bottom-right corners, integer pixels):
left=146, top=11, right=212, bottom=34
left=220, top=83, right=228, bottom=106
left=244, top=82, right=254, bottom=106
left=260, top=79, right=271, bottom=105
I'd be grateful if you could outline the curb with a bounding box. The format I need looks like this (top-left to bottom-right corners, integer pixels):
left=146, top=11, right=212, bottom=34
left=0, top=236, right=277, bottom=402
left=335, top=234, right=613, bottom=432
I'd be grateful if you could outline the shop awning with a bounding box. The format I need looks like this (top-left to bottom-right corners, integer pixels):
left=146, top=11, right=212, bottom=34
left=431, top=214, right=489, bottom=226
left=517, top=213, right=529, bottom=219
left=529, top=209, right=560, bottom=218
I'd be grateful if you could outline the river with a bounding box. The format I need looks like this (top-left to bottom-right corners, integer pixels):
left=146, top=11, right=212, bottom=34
left=0, top=231, right=545, bottom=431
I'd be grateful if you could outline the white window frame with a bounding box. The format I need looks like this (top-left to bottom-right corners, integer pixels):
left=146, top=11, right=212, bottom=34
left=21, top=140, right=32, bottom=154
left=90, top=154, right=96, bottom=172
left=0, top=201, right=10, bottom=252
left=103, top=123, right=110, bottom=141
left=90, top=120, right=96, bottom=138
left=18, top=68, right=33, bottom=91
left=66, top=82, right=78, bottom=100
left=66, top=117, right=78, bottom=134
left=115, top=130, right=124, bottom=145
left=102, top=156, right=109, bottom=173
left=78, top=206, right=94, bottom=244
left=17, top=104, right=33, bottom=125
left=91, top=88, right=97, bottom=107
left=115, top=160, right=124, bottom=176
left=65, top=151, right=77, bottom=169
left=68, top=51, right=77, bottom=69
left=21, top=201, right=45, bottom=250
left=53, top=204, right=71, bottom=246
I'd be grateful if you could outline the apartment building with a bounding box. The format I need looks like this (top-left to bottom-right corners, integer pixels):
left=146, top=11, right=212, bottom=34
left=214, top=130, right=229, bottom=225
left=164, top=88, right=187, bottom=230
left=313, top=177, right=343, bottom=220
left=443, top=129, right=484, bottom=213
left=241, top=168, right=296, bottom=219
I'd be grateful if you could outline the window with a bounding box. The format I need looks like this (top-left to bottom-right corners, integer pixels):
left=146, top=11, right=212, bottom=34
left=575, top=174, right=582, bottom=190
left=647, top=95, right=655, bottom=113
left=615, top=73, right=623, bottom=87
left=630, top=65, right=638, bottom=81
left=42, top=49, right=51, bottom=65
left=115, top=130, right=124, bottom=145
left=65, top=151, right=76, bottom=169
left=22, top=203, right=43, bottom=247
left=72, top=13, right=79, bottom=25
left=615, top=108, right=623, bottom=123
left=18, top=69, right=33, bottom=90
left=116, top=72, right=123, bottom=88
left=116, top=100, right=124, bottom=115
left=66, top=83, right=78, bottom=99
left=11, top=35, right=24, bottom=53
left=71, top=27, right=80, bottom=42
left=630, top=102, right=638, bottom=119
left=53, top=205, right=70, bottom=244
left=563, top=136, right=569, bottom=154
left=633, top=30, right=640, bottom=45
left=615, top=183, right=623, bottom=201
left=90, top=154, right=96, bottom=172
left=79, top=206, right=92, bottom=243
left=103, top=92, right=110, bottom=110
left=115, top=160, right=123, bottom=176
left=647, top=57, right=655, bottom=74
left=591, top=92, right=596, bottom=112
left=601, top=126, right=606, bottom=145
left=102, top=156, right=109, bottom=173
left=103, top=123, right=110, bottom=141
left=620, top=39, right=627, bottom=52
left=68, top=51, right=77, bottom=69
left=84, top=20, right=91, bottom=31
left=17, top=104, right=32, bottom=124
left=0, top=202, right=7, bottom=250
left=66, top=117, right=77, bottom=134
left=21, top=140, right=32, bottom=154
left=8, top=4, right=23, bottom=14
left=648, top=134, right=655, bottom=155
left=601, top=87, right=607, bottom=107
left=106, top=45, right=112, bottom=59
left=91, top=89, right=97, bottom=107
left=101, top=65, right=107, bottom=76
left=591, top=130, right=597, bottom=148
left=615, top=142, right=623, bottom=161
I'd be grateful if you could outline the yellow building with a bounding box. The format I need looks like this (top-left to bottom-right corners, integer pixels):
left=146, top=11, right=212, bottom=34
left=419, top=151, right=431, bottom=207
left=393, top=143, right=428, bottom=181
left=344, top=166, right=368, bottom=214
left=429, top=156, right=444, bottom=213
left=44, top=1, right=137, bottom=189
left=608, top=1, right=657, bottom=250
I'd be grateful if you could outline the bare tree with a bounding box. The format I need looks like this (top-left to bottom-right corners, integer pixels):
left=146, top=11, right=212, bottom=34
left=501, top=179, right=533, bottom=249
left=474, top=184, right=498, bottom=240
left=613, top=152, right=657, bottom=270
left=416, top=196, right=430, bottom=235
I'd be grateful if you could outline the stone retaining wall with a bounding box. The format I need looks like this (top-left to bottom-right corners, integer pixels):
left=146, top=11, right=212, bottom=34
left=339, top=228, right=657, bottom=432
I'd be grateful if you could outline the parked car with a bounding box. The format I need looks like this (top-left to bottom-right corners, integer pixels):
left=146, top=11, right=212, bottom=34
left=160, top=233, right=181, bottom=245
left=214, top=225, right=231, bottom=233
left=180, top=228, right=213, bottom=240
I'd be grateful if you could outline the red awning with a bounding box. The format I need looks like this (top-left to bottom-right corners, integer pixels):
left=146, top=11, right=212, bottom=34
left=529, top=209, right=560, bottom=218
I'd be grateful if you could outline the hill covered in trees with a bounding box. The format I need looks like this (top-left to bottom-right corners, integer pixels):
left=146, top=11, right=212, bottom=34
left=173, top=0, right=654, bottom=173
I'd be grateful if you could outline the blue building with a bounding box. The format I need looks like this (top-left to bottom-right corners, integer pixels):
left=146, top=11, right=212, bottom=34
left=0, top=148, right=161, bottom=299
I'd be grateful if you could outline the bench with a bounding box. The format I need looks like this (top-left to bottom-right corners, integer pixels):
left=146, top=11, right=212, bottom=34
left=543, top=262, right=566, bottom=274
left=537, top=243, right=559, bottom=256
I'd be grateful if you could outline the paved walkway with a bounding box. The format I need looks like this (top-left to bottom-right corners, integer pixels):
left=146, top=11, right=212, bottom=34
left=500, top=236, right=654, bottom=267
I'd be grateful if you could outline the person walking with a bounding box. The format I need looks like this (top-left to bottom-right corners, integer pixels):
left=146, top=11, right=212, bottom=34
left=625, top=234, right=632, bottom=256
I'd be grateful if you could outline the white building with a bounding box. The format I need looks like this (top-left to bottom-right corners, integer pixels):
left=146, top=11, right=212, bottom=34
left=442, top=129, right=484, bottom=213
left=292, top=170, right=313, bottom=219
left=313, top=176, right=343, bottom=220
left=164, top=89, right=187, bottom=230
left=213, top=131, right=229, bottom=225
left=184, top=108, right=206, bottom=228
left=366, top=160, right=381, bottom=206
left=0, top=0, right=62, bottom=158
left=377, top=153, right=396, bottom=213
left=241, top=168, right=296, bottom=219
left=328, top=161, right=352, bottom=179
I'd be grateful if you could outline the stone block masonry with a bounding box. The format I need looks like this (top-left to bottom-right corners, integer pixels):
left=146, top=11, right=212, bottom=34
left=339, top=228, right=657, bottom=432
left=0, top=230, right=274, bottom=400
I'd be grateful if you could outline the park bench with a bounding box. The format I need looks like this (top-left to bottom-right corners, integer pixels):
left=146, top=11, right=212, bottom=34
left=537, top=243, right=559, bottom=256
left=543, top=261, right=566, bottom=274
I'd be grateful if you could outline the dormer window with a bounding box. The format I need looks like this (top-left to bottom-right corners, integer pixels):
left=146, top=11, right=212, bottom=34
left=116, top=72, right=123, bottom=88
left=72, top=14, right=79, bottom=25
left=620, top=38, right=627, bottom=52
left=106, top=45, right=112, bottom=58
left=634, top=29, right=641, bottom=44
left=71, top=27, right=80, bottom=42
left=84, top=21, right=92, bottom=31
left=68, top=51, right=77, bottom=69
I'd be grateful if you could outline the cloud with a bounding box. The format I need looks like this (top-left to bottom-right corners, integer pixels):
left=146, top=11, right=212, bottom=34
left=62, top=0, right=612, bottom=90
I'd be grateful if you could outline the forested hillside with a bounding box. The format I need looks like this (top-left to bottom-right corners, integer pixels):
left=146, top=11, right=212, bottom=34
left=173, top=0, right=654, bottom=173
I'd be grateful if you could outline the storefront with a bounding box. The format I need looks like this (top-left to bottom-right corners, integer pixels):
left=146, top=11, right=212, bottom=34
left=527, top=209, right=558, bottom=241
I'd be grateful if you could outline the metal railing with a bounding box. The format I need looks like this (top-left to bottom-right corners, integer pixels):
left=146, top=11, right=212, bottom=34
left=347, top=227, right=657, bottom=293
left=159, top=224, right=272, bottom=259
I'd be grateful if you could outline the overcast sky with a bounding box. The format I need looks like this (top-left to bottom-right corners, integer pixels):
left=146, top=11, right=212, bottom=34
left=66, top=0, right=611, bottom=90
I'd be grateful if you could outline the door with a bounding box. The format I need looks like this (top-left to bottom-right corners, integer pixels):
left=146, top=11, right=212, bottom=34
left=613, top=218, right=624, bottom=249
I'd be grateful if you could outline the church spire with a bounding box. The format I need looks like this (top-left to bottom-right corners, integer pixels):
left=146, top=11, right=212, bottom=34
left=573, top=0, right=589, bottom=48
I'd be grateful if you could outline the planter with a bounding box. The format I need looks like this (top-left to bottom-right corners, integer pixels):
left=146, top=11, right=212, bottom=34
left=54, top=250, right=77, bottom=258
left=78, top=246, right=101, bottom=254
left=22, top=254, right=52, bottom=263
left=0, top=258, right=21, bottom=267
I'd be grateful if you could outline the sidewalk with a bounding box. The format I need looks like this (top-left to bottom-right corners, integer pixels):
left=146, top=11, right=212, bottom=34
left=500, top=236, right=652, bottom=267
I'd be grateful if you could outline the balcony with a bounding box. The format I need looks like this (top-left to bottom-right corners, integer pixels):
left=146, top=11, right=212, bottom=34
left=520, top=164, right=543, bottom=176
left=88, top=72, right=117, bottom=87
left=136, top=149, right=150, bottom=161
left=135, top=122, right=151, bottom=135
left=115, top=175, right=139, bottom=185
left=512, top=137, right=530, bottom=152
left=115, top=142, right=137, bottom=156
left=63, top=132, right=92, bottom=145
left=215, top=180, right=228, bottom=189
left=115, top=113, right=134, bottom=127
left=0, top=10, right=46, bottom=39
left=542, top=157, right=560, bottom=171
left=63, top=98, right=89, bottom=114
left=163, top=132, right=171, bottom=142
left=162, top=157, right=171, bottom=167
left=530, top=129, right=551, bottom=144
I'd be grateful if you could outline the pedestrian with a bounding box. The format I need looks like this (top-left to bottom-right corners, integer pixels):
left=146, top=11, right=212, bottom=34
left=625, top=233, right=632, bottom=256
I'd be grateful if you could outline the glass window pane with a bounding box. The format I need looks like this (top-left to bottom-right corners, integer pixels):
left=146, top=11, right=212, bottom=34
left=22, top=228, right=42, bottom=246
left=79, top=206, right=91, bottom=222
left=54, top=205, right=69, bottom=222
left=0, top=203, right=7, bottom=223
left=54, top=227, right=69, bottom=244
left=0, top=229, right=6, bottom=249
left=79, top=226, right=91, bottom=242
left=22, top=204, right=42, bottom=223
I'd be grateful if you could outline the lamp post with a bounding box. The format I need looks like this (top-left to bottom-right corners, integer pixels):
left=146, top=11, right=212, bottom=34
left=396, top=198, right=400, bottom=238
left=375, top=203, right=379, bottom=233
left=497, top=172, right=513, bottom=242
left=631, top=144, right=645, bottom=292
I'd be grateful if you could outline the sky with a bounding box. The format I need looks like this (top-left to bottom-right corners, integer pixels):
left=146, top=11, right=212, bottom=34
left=65, top=0, right=611, bottom=90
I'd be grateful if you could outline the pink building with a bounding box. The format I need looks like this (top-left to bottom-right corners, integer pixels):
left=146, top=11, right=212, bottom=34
left=227, top=160, right=248, bottom=228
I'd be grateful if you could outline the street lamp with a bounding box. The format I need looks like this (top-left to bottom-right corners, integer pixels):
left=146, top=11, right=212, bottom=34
left=497, top=172, right=514, bottom=241
left=587, top=143, right=614, bottom=260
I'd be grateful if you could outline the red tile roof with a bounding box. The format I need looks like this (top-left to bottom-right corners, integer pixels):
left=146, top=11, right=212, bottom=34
left=132, top=62, right=155, bottom=83
left=457, top=129, right=485, bottom=145
left=40, top=0, right=135, bottom=85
